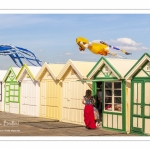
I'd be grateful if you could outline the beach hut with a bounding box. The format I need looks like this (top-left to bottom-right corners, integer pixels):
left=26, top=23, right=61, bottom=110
left=35, top=62, right=65, bottom=120
left=124, top=53, right=150, bottom=135
left=86, top=57, right=137, bottom=132
left=0, top=70, right=7, bottom=111
left=2, top=67, right=20, bottom=114
left=57, top=59, right=96, bottom=125
left=16, top=64, right=41, bottom=117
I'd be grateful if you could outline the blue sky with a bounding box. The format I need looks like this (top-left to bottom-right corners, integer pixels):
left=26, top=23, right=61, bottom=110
left=0, top=14, right=150, bottom=69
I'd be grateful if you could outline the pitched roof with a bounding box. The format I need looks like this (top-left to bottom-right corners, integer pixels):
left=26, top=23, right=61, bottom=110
left=125, top=53, right=150, bottom=79
left=87, top=57, right=137, bottom=79
left=16, top=64, right=41, bottom=81
left=35, top=62, right=65, bottom=81
left=57, top=59, right=96, bottom=80
left=2, top=67, right=20, bottom=82
left=0, top=70, right=7, bottom=81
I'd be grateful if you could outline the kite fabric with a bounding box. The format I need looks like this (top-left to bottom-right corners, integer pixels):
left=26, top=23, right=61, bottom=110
left=76, top=36, right=131, bottom=58
left=0, top=44, right=42, bottom=67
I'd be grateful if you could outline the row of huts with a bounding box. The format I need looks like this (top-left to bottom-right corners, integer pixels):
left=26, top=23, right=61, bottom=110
left=0, top=53, right=150, bottom=135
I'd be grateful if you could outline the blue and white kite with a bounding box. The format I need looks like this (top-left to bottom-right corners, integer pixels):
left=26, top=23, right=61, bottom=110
left=0, top=44, right=42, bottom=67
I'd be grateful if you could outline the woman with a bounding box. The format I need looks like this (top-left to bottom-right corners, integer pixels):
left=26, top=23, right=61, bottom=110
left=82, top=89, right=100, bottom=129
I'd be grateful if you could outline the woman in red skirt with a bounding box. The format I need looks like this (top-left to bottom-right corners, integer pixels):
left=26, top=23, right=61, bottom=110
left=82, top=89, right=100, bottom=129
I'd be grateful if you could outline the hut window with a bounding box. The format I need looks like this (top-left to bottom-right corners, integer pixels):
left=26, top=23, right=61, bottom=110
left=104, top=82, right=122, bottom=112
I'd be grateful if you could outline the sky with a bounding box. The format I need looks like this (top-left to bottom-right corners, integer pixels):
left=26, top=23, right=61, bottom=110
left=0, top=14, right=150, bottom=69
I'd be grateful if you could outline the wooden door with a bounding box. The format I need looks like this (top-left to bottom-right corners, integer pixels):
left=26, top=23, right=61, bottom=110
left=40, top=81, right=46, bottom=117
left=62, top=81, right=70, bottom=122
left=131, top=81, right=144, bottom=133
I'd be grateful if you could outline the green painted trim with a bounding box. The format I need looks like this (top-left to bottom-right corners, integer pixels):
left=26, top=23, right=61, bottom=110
left=92, top=82, right=97, bottom=108
left=94, top=80, right=125, bottom=131
left=103, top=112, right=122, bottom=115
left=2, top=66, right=12, bottom=83
left=4, top=83, right=6, bottom=112
left=16, top=64, right=35, bottom=81
left=130, top=81, right=135, bottom=132
left=130, top=80, right=144, bottom=134
left=94, top=64, right=105, bottom=78
left=142, top=68, right=150, bottom=77
left=2, top=67, right=18, bottom=83
left=130, top=131, right=147, bottom=136
left=77, top=78, right=119, bottom=82
left=124, top=53, right=150, bottom=78
left=95, top=77, right=118, bottom=79
left=102, top=126, right=126, bottom=132
left=101, top=68, right=105, bottom=77
left=18, top=83, right=20, bottom=114
left=9, top=101, right=19, bottom=103
left=132, top=60, right=149, bottom=78
left=3, top=67, right=20, bottom=113
left=102, top=81, right=125, bottom=131
left=87, top=57, right=121, bottom=79
left=122, top=80, right=126, bottom=131
left=87, top=57, right=104, bottom=78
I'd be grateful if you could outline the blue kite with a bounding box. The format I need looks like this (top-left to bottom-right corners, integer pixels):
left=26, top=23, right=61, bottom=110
left=0, top=44, right=42, bottom=67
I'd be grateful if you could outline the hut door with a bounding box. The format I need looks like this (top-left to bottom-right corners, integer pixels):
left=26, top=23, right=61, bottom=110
left=131, top=81, right=144, bottom=133
left=22, top=80, right=37, bottom=116
left=62, top=81, right=70, bottom=121
left=40, top=81, right=46, bottom=117
left=143, top=82, right=150, bottom=135
left=21, top=81, right=27, bottom=115
left=5, top=84, right=10, bottom=112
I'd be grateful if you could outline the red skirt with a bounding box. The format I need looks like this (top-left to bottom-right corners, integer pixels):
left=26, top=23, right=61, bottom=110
left=84, top=104, right=97, bottom=129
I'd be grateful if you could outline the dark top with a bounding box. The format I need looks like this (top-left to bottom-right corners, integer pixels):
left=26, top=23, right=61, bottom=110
left=83, top=96, right=95, bottom=105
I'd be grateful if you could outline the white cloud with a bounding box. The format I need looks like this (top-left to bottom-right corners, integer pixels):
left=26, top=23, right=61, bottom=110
left=109, top=38, right=150, bottom=51
left=65, top=53, right=72, bottom=55
left=116, top=38, right=142, bottom=46
left=79, top=51, right=90, bottom=54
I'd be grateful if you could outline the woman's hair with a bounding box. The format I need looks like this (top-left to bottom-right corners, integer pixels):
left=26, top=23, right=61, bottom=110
left=85, top=89, right=92, bottom=97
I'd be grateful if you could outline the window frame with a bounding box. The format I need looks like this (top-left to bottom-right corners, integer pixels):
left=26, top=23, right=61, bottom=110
left=104, top=81, right=122, bottom=113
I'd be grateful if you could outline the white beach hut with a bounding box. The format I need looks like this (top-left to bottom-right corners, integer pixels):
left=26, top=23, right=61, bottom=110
left=16, top=64, right=41, bottom=117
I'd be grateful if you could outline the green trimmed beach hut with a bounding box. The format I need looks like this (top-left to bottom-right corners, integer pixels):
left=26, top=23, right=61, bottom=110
left=124, top=53, right=150, bottom=135
left=2, top=67, right=20, bottom=114
left=86, top=57, right=137, bottom=132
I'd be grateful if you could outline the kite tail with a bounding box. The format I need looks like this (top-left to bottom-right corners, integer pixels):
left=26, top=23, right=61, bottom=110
left=100, top=42, right=132, bottom=56
left=120, top=50, right=132, bottom=55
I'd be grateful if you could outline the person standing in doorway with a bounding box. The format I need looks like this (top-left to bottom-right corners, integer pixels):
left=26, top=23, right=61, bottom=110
left=97, top=85, right=103, bottom=122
